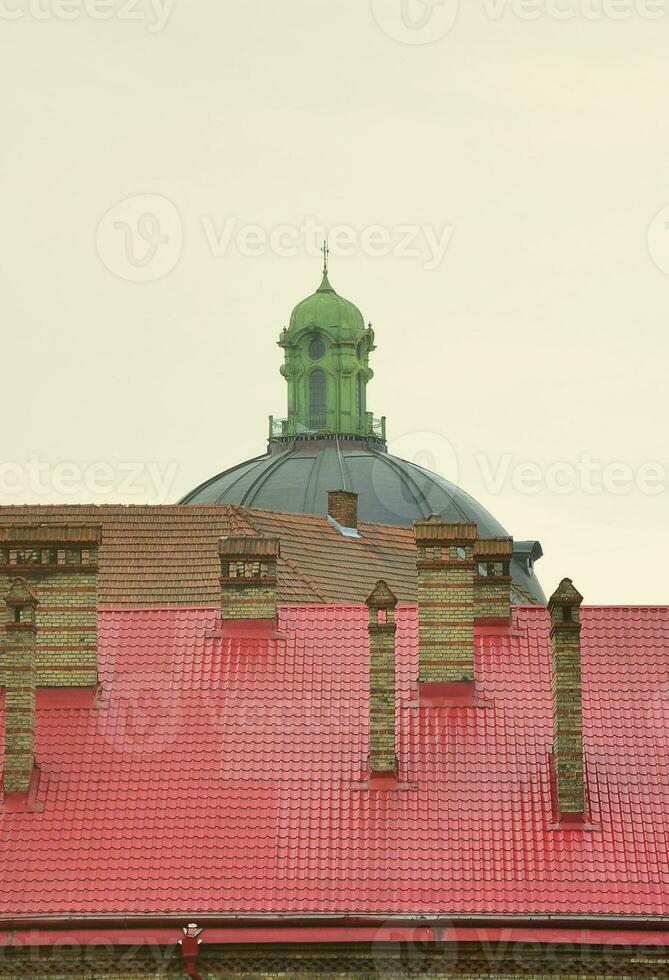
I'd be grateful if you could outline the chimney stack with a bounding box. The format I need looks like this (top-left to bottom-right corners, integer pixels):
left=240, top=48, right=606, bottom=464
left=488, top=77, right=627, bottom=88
left=0, top=525, right=100, bottom=688
left=474, top=537, right=513, bottom=622
left=219, top=535, right=280, bottom=622
left=366, top=580, right=398, bottom=776
left=327, top=490, right=358, bottom=530
left=414, top=517, right=476, bottom=683
left=548, top=578, right=585, bottom=817
left=3, top=578, right=38, bottom=795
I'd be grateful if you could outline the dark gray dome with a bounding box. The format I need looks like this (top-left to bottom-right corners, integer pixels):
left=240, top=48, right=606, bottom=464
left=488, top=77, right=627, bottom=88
left=180, top=438, right=545, bottom=603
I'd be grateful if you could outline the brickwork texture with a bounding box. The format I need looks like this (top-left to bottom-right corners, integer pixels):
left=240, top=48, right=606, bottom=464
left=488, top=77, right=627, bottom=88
left=474, top=538, right=513, bottom=622
left=366, top=580, right=398, bottom=773
left=0, top=526, right=100, bottom=688
left=549, top=578, right=585, bottom=815
left=2, top=578, right=38, bottom=793
left=415, top=518, right=477, bottom=683
left=219, top=534, right=280, bottom=621
left=0, top=941, right=666, bottom=978
left=328, top=489, right=359, bottom=529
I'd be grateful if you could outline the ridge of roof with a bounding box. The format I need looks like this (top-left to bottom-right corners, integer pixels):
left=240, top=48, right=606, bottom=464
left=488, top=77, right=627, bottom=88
left=280, top=555, right=327, bottom=602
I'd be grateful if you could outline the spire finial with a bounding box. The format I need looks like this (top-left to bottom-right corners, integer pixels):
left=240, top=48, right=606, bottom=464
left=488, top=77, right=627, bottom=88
left=317, top=238, right=334, bottom=293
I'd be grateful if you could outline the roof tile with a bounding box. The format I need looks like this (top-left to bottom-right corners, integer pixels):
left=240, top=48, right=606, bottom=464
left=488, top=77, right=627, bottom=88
left=1, top=604, right=668, bottom=916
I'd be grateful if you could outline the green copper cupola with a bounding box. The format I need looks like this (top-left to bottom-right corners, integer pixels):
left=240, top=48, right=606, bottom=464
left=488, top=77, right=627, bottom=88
left=270, top=249, right=386, bottom=447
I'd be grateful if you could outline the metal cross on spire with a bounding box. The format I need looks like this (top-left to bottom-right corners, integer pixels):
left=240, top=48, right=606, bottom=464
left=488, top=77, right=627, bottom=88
left=321, top=239, right=329, bottom=276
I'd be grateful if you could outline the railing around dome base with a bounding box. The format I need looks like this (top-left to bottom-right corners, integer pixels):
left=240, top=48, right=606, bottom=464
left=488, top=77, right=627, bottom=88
left=269, top=414, right=386, bottom=443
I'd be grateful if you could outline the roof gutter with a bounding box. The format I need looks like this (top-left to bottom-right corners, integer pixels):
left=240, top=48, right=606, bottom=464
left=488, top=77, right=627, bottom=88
left=3, top=914, right=669, bottom=949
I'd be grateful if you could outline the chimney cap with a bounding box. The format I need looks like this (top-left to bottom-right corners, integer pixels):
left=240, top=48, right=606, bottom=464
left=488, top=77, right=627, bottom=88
left=365, top=579, right=398, bottom=609
left=474, top=537, right=513, bottom=559
left=328, top=489, right=358, bottom=502
left=548, top=578, right=584, bottom=610
left=5, top=577, right=39, bottom=608
left=414, top=517, right=477, bottom=542
left=219, top=535, right=280, bottom=559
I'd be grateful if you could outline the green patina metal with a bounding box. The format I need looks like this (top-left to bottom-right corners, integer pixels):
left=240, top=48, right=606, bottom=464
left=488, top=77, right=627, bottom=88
left=275, top=249, right=382, bottom=441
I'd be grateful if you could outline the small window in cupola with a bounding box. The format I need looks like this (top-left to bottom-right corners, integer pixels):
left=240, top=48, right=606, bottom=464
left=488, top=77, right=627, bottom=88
left=308, top=338, right=325, bottom=361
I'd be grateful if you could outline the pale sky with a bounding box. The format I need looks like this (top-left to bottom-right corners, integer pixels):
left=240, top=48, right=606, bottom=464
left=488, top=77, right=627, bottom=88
left=1, top=0, right=668, bottom=604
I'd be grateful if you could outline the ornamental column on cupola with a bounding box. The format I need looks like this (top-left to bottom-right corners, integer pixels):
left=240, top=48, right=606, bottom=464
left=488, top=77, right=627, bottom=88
left=273, top=246, right=383, bottom=442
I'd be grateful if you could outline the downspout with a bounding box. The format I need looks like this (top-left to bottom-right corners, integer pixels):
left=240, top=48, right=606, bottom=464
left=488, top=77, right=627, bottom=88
left=179, top=923, right=204, bottom=979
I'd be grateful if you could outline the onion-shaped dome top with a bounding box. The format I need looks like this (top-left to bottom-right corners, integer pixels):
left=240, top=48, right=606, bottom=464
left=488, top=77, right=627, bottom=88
left=287, top=271, right=365, bottom=337
left=180, top=439, right=545, bottom=603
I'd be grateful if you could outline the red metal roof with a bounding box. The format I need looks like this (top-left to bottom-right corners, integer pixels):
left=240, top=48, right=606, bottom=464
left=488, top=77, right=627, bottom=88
left=1, top=603, right=668, bottom=917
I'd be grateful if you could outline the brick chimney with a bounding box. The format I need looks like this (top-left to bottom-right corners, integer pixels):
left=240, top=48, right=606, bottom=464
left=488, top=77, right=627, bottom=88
left=0, top=525, right=101, bottom=688
left=474, top=537, right=513, bottom=622
left=3, top=578, right=38, bottom=795
left=219, top=535, right=280, bottom=622
left=327, top=490, right=358, bottom=530
left=548, top=578, right=585, bottom=817
left=414, top=517, right=477, bottom=683
left=366, top=580, right=398, bottom=776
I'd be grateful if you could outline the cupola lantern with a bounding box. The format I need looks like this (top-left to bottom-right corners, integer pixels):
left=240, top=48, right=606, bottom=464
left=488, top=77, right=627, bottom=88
left=272, top=245, right=384, bottom=445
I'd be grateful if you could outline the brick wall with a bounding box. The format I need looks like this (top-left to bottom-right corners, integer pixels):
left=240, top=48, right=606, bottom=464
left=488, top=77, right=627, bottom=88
left=220, top=535, right=280, bottom=621
left=549, top=579, right=585, bottom=816
left=2, top=579, right=37, bottom=792
left=0, top=526, right=100, bottom=688
left=328, top=489, right=358, bottom=529
left=366, top=580, right=398, bottom=773
left=415, top=518, right=477, bottom=683
left=0, top=941, right=666, bottom=978
left=474, top=538, right=513, bottom=622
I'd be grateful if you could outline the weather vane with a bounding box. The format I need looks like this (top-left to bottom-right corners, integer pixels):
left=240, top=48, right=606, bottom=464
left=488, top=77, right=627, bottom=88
left=321, top=238, right=329, bottom=276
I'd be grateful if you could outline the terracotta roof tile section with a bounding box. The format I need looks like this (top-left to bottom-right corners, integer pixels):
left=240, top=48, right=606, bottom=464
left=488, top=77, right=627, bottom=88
left=0, top=505, right=421, bottom=606
left=1, top=604, right=669, bottom=916
left=0, top=525, right=101, bottom=545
